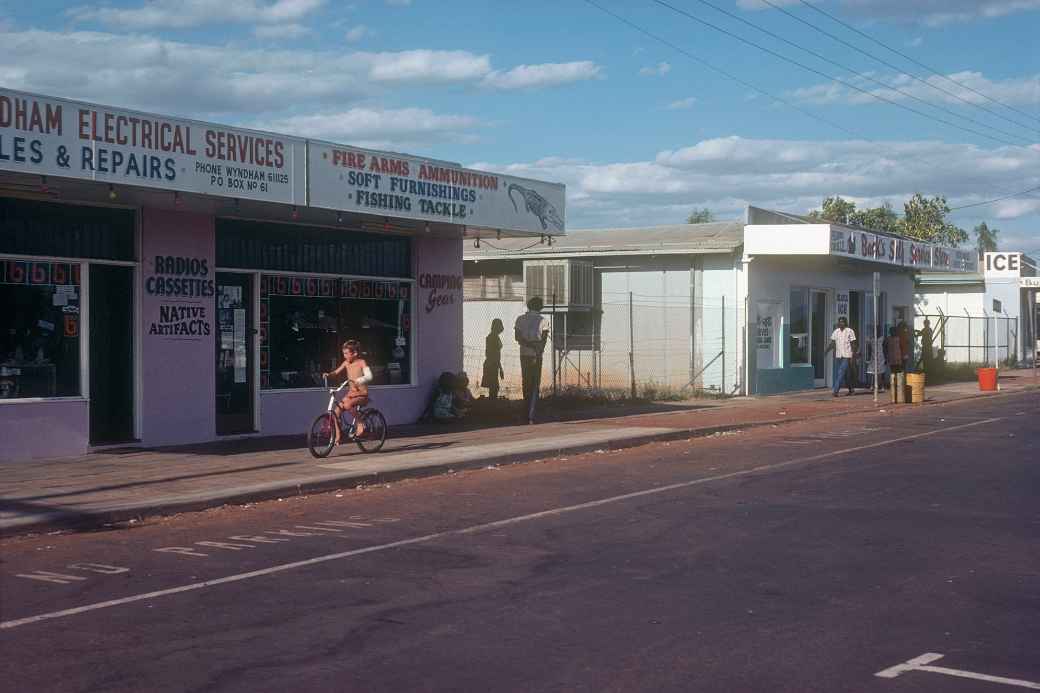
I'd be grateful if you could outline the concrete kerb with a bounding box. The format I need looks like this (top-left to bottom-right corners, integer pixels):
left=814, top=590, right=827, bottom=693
left=3, top=385, right=1035, bottom=537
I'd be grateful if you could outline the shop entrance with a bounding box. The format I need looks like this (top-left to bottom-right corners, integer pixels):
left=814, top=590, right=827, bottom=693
left=89, top=264, right=135, bottom=444
left=215, top=273, right=255, bottom=435
left=810, top=289, right=829, bottom=387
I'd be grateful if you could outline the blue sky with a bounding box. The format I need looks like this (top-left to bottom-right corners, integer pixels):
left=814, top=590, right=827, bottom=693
left=2, top=0, right=1038, bottom=255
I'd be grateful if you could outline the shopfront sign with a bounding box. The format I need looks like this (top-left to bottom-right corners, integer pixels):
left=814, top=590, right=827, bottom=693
left=0, top=88, right=306, bottom=205
left=418, top=273, right=462, bottom=314
left=984, top=252, right=1023, bottom=277
left=144, top=255, right=213, bottom=339
left=829, top=229, right=905, bottom=267
left=308, top=142, right=566, bottom=235
left=1020, top=276, right=1040, bottom=288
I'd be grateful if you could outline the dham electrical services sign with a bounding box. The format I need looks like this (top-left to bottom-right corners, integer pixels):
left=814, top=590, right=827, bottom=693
left=308, top=142, right=566, bottom=235
left=0, top=88, right=306, bottom=205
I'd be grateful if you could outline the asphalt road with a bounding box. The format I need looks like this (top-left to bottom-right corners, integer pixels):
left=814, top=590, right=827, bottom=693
left=2, top=391, right=1037, bottom=692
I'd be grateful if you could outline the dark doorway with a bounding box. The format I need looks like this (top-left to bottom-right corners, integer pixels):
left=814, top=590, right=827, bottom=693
left=89, top=264, right=135, bottom=444
left=216, top=273, right=254, bottom=435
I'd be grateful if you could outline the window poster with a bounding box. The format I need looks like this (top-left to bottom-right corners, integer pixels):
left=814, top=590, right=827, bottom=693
left=756, top=300, right=783, bottom=370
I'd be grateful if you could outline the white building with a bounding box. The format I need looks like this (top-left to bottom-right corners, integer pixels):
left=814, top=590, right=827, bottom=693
left=915, top=251, right=1038, bottom=366
left=464, top=207, right=978, bottom=397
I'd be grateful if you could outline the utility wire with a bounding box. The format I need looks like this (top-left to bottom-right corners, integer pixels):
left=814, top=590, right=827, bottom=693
left=796, top=0, right=1040, bottom=128
left=658, top=0, right=1028, bottom=146
left=584, top=1, right=1034, bottom=224
left=948, top=185, right=1040, bottom=211
left=583, top=0, right=866, bottom=139
left=759, top=0, right=1038, bottom=138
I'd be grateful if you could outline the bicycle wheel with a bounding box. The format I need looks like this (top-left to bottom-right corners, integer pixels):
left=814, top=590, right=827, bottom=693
left=308, top=413, right=337, bottom=458
left=355, top=409, right=387, bottom=453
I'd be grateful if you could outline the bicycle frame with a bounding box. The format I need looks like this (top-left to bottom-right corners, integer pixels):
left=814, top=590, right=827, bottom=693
left=323, top=375, right=350, bottom=413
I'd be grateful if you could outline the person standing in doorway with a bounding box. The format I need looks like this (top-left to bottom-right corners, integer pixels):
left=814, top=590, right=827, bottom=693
left=514, top=297, right=549, bottom=424
left=481, top=319, right=505, bottom=400
left=826, top=317, right=857, bottom=397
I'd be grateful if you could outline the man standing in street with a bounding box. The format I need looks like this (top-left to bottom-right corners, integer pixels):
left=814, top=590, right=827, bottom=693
left=826, top=316, right=857, bottom=397
left=515, top=296, right=549, bottom=424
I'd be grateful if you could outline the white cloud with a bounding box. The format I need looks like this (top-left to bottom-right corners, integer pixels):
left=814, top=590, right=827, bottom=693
left=0, top=28, right=595, bottom=115
left=639, top=61, right=671, bottom=77
left=386, top=0, right=412, bottom=5
left=740, top=0, right=1040, bottom=26
left=470, top=136, right=1040, bottom=228
left=252, top=107, right=479, bottom=148
left=360, top=49, right=491, bottom=83
left=345, top=25, right=370, bottom=42
left=253, top=23, right=309, bottom=39
left=788, top=70, right=1040, bottom=109
left=906, top=36, right=924, bottom=47
left=481, top=61, right=602, bottom=89
left=68, top=0, right=325, bottom=29
left=667, top=96, right=697, bottom=110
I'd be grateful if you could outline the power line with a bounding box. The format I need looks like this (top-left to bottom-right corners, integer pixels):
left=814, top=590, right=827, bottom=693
left=949, top=185, right=1040, bottom=211
left=655, top=0, right=1028, bottom=146
left=583, top=0, right=866, bottom=139
left=759, top=0, right=1039, bottom=138
left=795, top=0, right=1040, bottom=128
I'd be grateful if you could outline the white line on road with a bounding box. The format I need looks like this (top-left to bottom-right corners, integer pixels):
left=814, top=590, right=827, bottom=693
left=876, top=653, right=1040, bottom=689
left=0, top=416, right=1003, bottom=631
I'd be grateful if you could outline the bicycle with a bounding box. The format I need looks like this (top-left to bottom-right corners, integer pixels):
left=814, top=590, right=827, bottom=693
left=308, top=375, right=388, bottom=458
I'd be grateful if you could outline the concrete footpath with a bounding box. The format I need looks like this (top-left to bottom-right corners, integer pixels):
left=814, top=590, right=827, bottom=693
left=2, top=370, right=1037, bottom=536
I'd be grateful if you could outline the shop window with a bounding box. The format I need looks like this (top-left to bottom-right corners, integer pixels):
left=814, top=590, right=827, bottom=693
left=0, top=260, right=81, bottom=398
left=789, top=287, right=809, bottom=365
left=260, top=275, right=412, bottom=389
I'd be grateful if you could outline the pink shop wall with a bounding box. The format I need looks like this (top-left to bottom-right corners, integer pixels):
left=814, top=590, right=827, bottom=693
left=259, top=234, right=462, bottom=434
left=140, top=208, right=217, bottom=445
left=0, top=400, right=89, bottom=461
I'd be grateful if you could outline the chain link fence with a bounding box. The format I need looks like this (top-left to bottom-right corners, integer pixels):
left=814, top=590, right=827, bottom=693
left=913, top=313, right=1018, bottom=367
left=464, top=291, right=736, bottom=400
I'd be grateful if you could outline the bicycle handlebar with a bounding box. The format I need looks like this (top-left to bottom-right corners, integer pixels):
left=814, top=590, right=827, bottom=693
left=322, top=374, right=351, bottom=393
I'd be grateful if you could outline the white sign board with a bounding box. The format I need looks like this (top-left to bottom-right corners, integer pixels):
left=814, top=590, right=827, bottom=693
left=836, top=291, right=850, bottom=322
left=755, top=300, right=783, bottom=369
left=308, top=142, right=565, bottom=234
left=0, top=88, right=306, bottom=204
left=1020, top=276, right=1040, bottom=288
left=984, top=252, right=1022, bottom=278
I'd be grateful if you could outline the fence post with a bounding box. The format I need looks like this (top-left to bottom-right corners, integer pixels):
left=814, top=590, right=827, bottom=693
left=967, top=316, right=972, bottom=365
left=629, top=291, right=636, bottom=399
left=721, top=295, right=726, bottom=395
left=551, top=292, right=557, bottom=397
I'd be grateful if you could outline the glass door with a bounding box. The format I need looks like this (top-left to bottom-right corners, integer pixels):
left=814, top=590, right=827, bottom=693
left=810, top=289, right=829, bottom=387
left=216, top=273, right=254, bottom=435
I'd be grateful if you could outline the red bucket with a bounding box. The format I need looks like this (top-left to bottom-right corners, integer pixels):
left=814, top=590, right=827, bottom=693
left=977, top=367, right=998, bottom=391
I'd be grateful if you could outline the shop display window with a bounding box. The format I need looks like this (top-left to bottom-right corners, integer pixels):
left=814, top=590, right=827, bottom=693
left=0, top=260, right=81, bottom=399
left=789, top=287, right=810, bottom=365
left=260, top=275, right=412, bottom=389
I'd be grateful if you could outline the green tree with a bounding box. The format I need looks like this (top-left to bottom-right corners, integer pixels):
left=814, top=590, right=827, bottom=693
left=686, top=207, right=715, bottom=224
left=808, top=196, right=856, bottom=225
left=901, top=193, right=967, bottom=246
left=849, top=202, right=900, bottom=235
left=973, top=221, right=1000, bottom=259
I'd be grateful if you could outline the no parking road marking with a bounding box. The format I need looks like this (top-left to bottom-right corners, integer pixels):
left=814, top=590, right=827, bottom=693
left=876, top=653, right=1040, bottom=689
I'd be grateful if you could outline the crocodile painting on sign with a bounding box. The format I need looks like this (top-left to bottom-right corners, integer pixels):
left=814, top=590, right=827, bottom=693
left=508, top=183, right=564, bottom=231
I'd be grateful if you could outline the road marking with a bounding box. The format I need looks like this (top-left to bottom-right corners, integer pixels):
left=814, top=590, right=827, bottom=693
left=876, top=653, right=1040, bottom=689
left=0, top=416, right=1002, bottom=631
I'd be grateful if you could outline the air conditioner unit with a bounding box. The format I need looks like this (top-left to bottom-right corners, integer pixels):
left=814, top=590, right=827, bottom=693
left=524, top=260, right=594, bottom=310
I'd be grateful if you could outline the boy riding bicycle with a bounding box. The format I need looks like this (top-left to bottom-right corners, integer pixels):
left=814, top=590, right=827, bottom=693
left=322, top=340, right=373, bottom=443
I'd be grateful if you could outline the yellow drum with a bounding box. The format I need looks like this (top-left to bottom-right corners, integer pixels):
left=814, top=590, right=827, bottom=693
left=907, top=372, right=925, bottom=403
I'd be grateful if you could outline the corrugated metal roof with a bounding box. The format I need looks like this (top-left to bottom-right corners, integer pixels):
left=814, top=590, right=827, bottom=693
left=464, top=220, right=743, bottom=259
